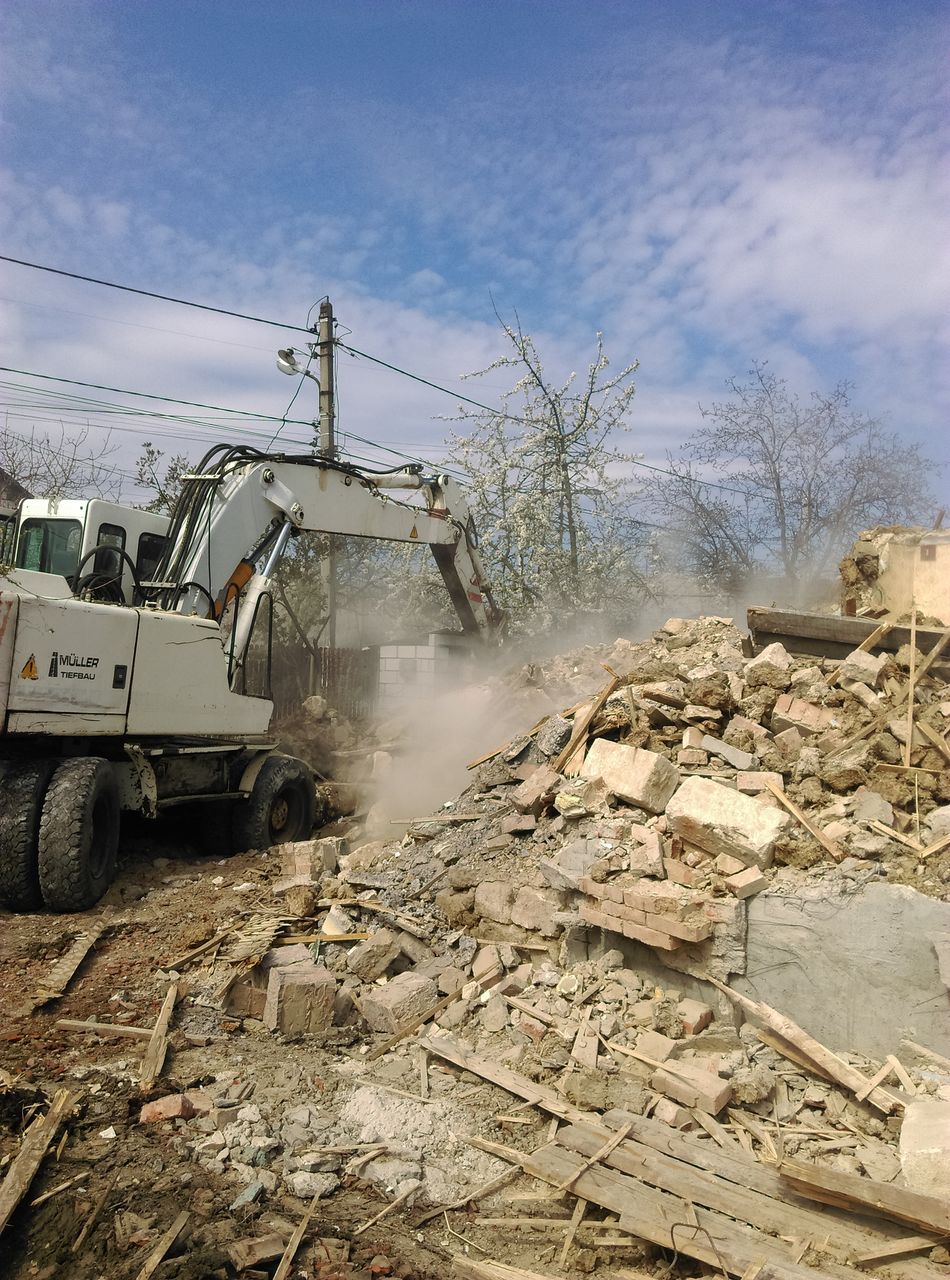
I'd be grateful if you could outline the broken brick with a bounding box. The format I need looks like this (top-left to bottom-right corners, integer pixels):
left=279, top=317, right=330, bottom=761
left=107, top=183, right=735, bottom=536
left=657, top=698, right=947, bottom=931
left=139, top=1093, right=196, bottom=1124
left=726, top=866, right=768, bottom=899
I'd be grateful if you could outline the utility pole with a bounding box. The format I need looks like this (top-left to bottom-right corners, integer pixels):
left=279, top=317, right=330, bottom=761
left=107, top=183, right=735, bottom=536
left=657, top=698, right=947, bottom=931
left=317, top=299, right=337, bottom=647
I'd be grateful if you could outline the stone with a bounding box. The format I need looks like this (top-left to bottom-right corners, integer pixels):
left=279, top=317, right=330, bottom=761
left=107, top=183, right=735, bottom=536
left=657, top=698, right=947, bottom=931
left=772, top=726, right=804, bottom=760
left=501, top=812, right=536, bottom=835
left=926, top=806, right=950, bottom=839
left=437, top=966, right=467, bottom=995
left=628, top=831, right=665, bottom=878
left=139, top=1093, right=195, bottom=1124
left=359, top=972, right=438, bottom=1033
left=346, top=928, right=402, bottom=981
left=473, top=880, right=516, bottom=924
left=580, top=739, right=680, bottom=814
left=511, top=885, right=565, bottom=935
left=512, top=765, right=562, bottom=815
left=850, top=788, right=893, bottom=825
left=744, top=643, right=794, bottom=689
left=479, top=996, right=509, bottom=1033
left=651, top=1097, right=694, bottom=1128
left=286, top=1170, right=339, bottom=1199
left=899, top=1099, right=950, bottom=1197
left=536, top=715, right=572, bottom=757
left=263, top=963, right=336, bottom=1035
left=228, top=1235, right=287, bottom=1271
left=665, top=776, right=792, bottom=868
left=435, top=887, right=474, bottom=924
left=280, top=836, right=345, bottom=880
left=472, top=944, right=501, bottom=981
left=838, top=648, right=887, bottom=686
left=714, top=853, right=746, bottom=875
left=772, top=694, right=836, bottom=737
left=540, top=837, right=598, bottom=891
left=700, top=735, right=755, bottom=770
left=726, top=867, right=768, bottom=899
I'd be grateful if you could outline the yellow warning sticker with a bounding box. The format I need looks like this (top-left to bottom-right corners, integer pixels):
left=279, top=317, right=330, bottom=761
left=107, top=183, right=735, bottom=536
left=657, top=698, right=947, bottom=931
left=20, top=654, right=39, bottom=680
left=409, top=524, right=419, bottom=540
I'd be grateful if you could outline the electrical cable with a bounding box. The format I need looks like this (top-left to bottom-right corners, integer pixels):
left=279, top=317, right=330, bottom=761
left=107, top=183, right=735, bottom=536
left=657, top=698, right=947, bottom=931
left=0, top=253, right=767, bottom=498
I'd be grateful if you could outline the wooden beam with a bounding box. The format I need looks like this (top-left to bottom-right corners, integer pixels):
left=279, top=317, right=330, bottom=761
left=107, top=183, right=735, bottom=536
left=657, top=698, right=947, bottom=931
left=703, top=976, right=902, bottom=1113
left=140, top=982, right=179, bottom=1092
left=55, top=1018, right=151, bottom=1042
left=779, top=1158, right=950, bottom=1235
left=133, top=1210, right=189, bottom=1280
left=747, top=608, right=950, bottom=672
left=904, top=607, right=918, bottom=768
left=0, top=1090, right=79, bottom=1235
left=553, top=670, right=622, bottom=772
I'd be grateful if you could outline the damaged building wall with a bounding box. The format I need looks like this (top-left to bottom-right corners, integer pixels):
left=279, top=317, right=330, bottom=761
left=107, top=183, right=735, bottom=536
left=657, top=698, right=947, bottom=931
left=841, top=527, right=950, bottom=623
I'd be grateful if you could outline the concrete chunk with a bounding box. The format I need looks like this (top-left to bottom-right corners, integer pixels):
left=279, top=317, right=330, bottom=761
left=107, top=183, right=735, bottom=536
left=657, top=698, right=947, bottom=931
left=838, top=648, right=887, bottom=687
left=510, top=885, right=566, bottom=935
left=263, top=963, right=336, bottom=1035
left=473, top=880, right=516, bottom=924
left=580, top=739, right=680, bottom=814
left=360, top=972, right=438, bottom=1033
left=743, top=642, right=794, bottom=689
left=346, top=928, right=402, bottom=981
left=665, top=775, right=791, bottom=868
left=899, top=1099, right=950, bottom=1196
left=512, top=764, right=562, bottom=815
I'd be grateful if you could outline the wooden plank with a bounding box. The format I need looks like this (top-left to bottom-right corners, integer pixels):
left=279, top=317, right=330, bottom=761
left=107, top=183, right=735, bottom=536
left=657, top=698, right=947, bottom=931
left=779, top=1159, right=950, bottom=1236
left=453, top=1259, right=563, bottom=1280
left=55, top=1018, right=152, bottom=1042
left=30, top=923, right=107, bottom=1009
left=917, top=721, right=950, bottom=765
left=704, top=976, right=902, bottom=1113
left=133, top=1210, right=189, bottom=1280
left=856, top=1235, right=947, bottom=1266
left=557, top=1121, right=915, bottom=1269
left=762, top=778, right=846, bottom=863
left=522, top=1140, right=869, bottom=1280
left=140, top=982, right=179, bottom=1092
left=273, top=1192, right=320, bottom=1280
left=425, top=1041, right=937, bottom=1276
left=553, top=670, right=621, bottom=772
left=0, top=1089, right=79, bottom=1235
left=747, top=609, right=950, bottom=664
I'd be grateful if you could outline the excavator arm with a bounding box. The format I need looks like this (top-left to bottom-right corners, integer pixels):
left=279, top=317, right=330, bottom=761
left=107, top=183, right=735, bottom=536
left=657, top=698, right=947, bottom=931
left=153, top=448, right=502, bottom=670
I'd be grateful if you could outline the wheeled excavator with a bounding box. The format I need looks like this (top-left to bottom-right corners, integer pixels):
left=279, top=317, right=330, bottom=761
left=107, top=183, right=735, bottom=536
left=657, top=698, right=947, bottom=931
left=0, top=444, right=502, bottom=912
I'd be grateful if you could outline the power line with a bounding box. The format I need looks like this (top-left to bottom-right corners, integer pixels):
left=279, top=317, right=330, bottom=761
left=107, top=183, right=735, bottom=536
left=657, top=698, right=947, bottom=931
left=0, top=252, right=759, bottom=499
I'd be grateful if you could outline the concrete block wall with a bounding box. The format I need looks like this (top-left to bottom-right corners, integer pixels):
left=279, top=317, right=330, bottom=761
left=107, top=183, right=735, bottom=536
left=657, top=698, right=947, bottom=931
left=377, top=631, right=468, bottom=708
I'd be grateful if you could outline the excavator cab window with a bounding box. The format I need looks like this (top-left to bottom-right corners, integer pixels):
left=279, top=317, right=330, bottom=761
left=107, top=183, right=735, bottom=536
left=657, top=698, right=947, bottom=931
left=15, top=518, right=82, bottom=577
left=94, top=522, right=126, bottom=577
left=135, top=531, right=169, bottom=583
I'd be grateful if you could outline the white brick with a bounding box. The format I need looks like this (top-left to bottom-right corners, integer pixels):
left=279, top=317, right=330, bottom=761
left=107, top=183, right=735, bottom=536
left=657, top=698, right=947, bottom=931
left=580, top=739, right=680, bottom=814
left=665, top=776, right=792, bottom=868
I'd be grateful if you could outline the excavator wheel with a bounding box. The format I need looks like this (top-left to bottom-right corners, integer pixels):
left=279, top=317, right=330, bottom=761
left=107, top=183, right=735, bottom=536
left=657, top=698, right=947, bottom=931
left=233, top=753, right=316, bottom=852
left=0, top=758, right=56, bottom=911
left=38, top=758, right=121, bottom=912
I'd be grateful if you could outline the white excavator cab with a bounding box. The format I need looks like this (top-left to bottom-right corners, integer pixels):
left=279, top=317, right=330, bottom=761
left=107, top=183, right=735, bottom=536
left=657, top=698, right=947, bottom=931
left=14, top=498, right=170, bottom=605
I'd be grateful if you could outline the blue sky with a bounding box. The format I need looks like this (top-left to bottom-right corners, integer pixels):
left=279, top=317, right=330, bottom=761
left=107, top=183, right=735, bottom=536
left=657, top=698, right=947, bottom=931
left=0, top=0, right=947, bottom=503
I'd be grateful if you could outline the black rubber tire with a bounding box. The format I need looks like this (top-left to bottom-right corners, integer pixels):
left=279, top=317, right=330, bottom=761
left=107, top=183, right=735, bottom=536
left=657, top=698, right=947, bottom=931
left=0, top=759, right=55, bottom=911
left=233, top=753, right=316, bottom=852
left=38, top=758, right=121, bottom=912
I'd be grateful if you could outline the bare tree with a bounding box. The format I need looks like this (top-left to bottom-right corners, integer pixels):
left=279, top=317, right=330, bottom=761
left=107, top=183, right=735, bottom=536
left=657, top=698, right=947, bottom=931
left=445, top=319, right=652, bottom=632
left=655, top=363, right=937, bottom=597
left=1, top=420, right=120, bottom=500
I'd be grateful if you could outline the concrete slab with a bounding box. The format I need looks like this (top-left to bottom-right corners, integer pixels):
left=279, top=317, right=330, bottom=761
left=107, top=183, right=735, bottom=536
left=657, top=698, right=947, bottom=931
left=740, top=882, right=950, bottom=1058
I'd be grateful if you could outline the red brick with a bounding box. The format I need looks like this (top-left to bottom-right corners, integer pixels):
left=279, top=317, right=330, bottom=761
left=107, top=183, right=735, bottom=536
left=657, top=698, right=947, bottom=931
left=665, top=859, right=704, bottom=888
left=726, top=866, right=768, bottom=899
left=620, top=919, right=681, bottom=951
left=651, top=1063, right=731, bottom=1115
left=677, top=998, right=713, bottom=1034
left=642, top=912, right=712, bottom=943
left=139, top=1093, right=196, bottom=1124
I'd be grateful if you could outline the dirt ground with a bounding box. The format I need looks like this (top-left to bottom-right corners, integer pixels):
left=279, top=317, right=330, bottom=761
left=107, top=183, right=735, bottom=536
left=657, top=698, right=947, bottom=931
left=0, top=820, right=648, bottom=1280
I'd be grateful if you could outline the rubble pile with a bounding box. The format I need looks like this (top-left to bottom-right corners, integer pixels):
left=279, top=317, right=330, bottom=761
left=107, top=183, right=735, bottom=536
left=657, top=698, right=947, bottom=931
left=5, top=613, right=950, bottom=1278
